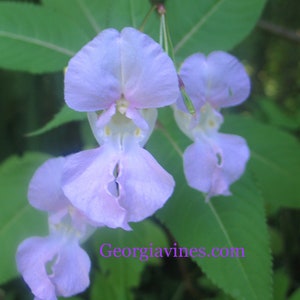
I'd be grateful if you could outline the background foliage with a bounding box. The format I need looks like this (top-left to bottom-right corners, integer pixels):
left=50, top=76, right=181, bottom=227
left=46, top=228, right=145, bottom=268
left=0, top=0, right=300, bottom=299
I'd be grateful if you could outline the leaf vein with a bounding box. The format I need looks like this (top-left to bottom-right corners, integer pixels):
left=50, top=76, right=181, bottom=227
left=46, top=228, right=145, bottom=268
left=0, top=204, right=29, bottom=237
left=0, top=30, right=75, bottom=57
left=174, top=0, right=224, bottom=53
left=77, top=0, right=101, bottom=34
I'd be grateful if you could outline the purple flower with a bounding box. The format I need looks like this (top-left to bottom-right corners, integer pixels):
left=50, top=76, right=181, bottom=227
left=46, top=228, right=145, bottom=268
left=177, top=51, right=250, bottom=112
left=64, top=27, right=179, bottom=129
left=175, top=51, right=251, bottom=200
left=62, top=110, right=175, bottom=228
left=16, top=157, right=93, bottom=300
left=63, top=26, right=178, bottom=228
left=16, top=234, right=90, bottom=300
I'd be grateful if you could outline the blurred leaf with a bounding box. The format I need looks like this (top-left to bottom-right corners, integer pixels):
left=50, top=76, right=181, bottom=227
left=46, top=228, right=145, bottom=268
left=268, top=227, right=283, bottom=257
left=0, top=152, right=50, bottom=284
left=223, top=115, right=300, bottom=208
left=91, top=220, right=168, bottom=300
left=168, top=0, right=267, bottom=61
left=147, top=107, right=272, bottom=300
left=273, top=269, right=290, bottom=300
left=27, top=105, right=86, bottom=137
left=0, top=2, right=90, bottom=73
left=289, top=288, right=300, bottom=300
left=259, top=99, right=300, bottom=130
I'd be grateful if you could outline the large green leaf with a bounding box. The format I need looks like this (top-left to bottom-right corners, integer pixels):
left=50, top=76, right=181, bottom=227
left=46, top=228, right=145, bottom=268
left=222, top=115, right=300, bottom=208
left=146, top=108, right=272, bottom=300
left=91, top=220, right=168, bottom=300
left=0, top=152, right=50, bottom=284
left=167, top=0, right=267, bottom=60
left=0, top=2, right=90, bottom=73
left=0, top=1, right=158, bottom=73
left=27, top=105, right=86, bottom=137
left=0, top=0, right=266, bottom=73
left=42, top=0, right=158, bottom=37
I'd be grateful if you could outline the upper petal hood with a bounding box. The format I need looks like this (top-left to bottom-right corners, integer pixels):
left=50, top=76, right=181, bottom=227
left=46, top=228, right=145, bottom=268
left=177, top=51, right=250, bottom=111
left=65, top=27, right=179, bottom=113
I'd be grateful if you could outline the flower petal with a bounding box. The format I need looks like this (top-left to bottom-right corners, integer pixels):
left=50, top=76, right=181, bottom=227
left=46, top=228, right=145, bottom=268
left=16, top=235, right=91, bottom=300
left=65, top=27, right=179, bottom=113
left=51, top=241, right=90, bottom=297
left=65, top=28, right=122, bottom=111
left=117, top=140, right=175, bottom=222
left=183, top=136, right=216, bottom=194
left=28, top=157, right=69, bottom=212
left=120, top=27, right=179, bottom=109
left=178, top=51, right=250, bottom=110
left=62, top=146, right=128, bottom=229
left=16, top=236, right=59, bottom=300
left=183, top=133, right=250, bottom=199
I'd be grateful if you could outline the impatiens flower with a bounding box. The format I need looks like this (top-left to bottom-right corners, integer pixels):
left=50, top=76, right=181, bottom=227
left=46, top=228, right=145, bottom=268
left=175, top=51, right=251, bottom=201
left=62, top=109, right=175, bottom=228
left=16, top=157, right=94, bottom=300
left=16, top=233, right=90, bottom=300
left=64, top=27, right=179, bottom=129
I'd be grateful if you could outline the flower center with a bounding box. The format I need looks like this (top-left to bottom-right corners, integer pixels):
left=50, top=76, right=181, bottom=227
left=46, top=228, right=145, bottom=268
left=116, top=98, right=129, bottom=114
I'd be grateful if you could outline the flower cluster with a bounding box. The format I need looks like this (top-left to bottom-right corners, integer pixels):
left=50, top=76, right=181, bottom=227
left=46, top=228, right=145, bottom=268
left=16, top=27, right=250, bottom=299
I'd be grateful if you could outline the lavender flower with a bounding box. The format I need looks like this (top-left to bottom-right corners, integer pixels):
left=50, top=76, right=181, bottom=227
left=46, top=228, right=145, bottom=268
left=175, top=51, right=251, bottom=201
left=62, top=27, right=179, bottom=228
left=16, top=157, right=94, bottom=300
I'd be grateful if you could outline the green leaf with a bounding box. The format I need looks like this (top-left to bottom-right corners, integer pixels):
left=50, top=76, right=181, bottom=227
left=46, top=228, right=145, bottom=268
left=289, top=288, right=300, bottom=300
left=146, top=107, right=272, bottom=300
left=27, top=105, right=86, bottom=137
left=0, top=152, right=50, bottom=284
left=42, top=0, right=158, bottom=36
left=222, top=115, right=300, bottom=208
left=258, top=99, right=300, bottom=130
left=273, top=269, right=290, bottom=300
left=0, top=0, right=160, bottom=73
left=0, top=0, right=267, bottom=73
left=0, top=2, right=90, bottom=73
left=167, top=0, right=267, bottom=61
left=42, top=0, right=102, bottom=37
left=91, top=220, right=168, bottom=300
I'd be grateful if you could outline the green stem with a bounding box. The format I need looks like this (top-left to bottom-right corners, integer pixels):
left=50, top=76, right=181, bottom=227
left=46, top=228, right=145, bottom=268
left=139, top=5, right=156, bottom=31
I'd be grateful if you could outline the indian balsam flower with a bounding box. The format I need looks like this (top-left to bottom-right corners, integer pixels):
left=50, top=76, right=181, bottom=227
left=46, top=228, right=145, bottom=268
left=62, top=27, right=180, bottom=228
left=174, top=51, right=251, bottom=201
left=16, top=157, right=94, bottom=300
